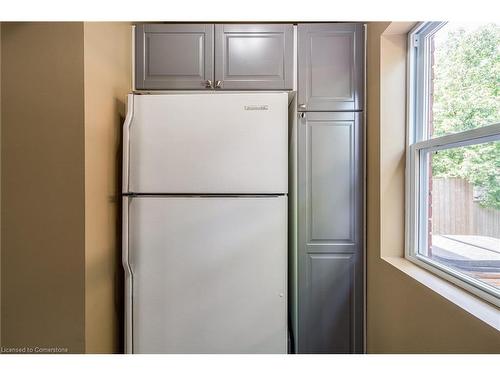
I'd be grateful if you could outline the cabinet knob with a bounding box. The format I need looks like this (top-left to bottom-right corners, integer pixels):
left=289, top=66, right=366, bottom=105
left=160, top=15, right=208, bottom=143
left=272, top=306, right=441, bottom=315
left=215, top=80, right=223, bottom=89
left=298, top=104, right=306, bottom=110
left=205, top=80, right=214, bottom=89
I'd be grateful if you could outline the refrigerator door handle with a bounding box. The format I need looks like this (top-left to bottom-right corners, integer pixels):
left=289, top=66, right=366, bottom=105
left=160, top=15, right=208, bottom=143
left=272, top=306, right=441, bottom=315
left=123, top=196, right=134, bottom=353
left=123, top=93, right=134, bottom=194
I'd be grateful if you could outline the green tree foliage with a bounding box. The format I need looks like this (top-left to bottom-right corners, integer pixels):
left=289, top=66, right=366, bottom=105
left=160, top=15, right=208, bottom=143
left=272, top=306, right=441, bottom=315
left=431, top=23, right=500, bottom=209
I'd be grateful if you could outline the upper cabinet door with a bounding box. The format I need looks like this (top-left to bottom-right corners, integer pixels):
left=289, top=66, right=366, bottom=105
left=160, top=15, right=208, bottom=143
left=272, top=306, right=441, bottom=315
left=214, top=24, right=294, bottom=90
left=298, top=23, right=364, bottom=111
left=135, top=24, right=214, bottom=90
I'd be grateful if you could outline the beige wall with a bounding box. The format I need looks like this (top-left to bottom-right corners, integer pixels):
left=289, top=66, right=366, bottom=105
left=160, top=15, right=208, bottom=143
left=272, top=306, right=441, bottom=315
left=1, top=22, right=131, bottom=353
left=366, top=22, right=500, bottom=353
left=1, top=23, right=86, bottom=353
left=83, top=22, right=131, bottom=354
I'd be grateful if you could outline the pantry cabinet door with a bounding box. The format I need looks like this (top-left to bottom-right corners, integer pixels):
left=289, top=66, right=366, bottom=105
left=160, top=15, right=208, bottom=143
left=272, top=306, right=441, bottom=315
left=297, top=112, right=364, bottom=353
left=298, top=23, right=364, bottom=111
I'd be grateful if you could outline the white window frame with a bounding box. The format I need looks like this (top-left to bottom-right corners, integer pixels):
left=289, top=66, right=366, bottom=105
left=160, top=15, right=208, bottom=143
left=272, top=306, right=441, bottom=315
left=405, top=22, right=500, bottom=307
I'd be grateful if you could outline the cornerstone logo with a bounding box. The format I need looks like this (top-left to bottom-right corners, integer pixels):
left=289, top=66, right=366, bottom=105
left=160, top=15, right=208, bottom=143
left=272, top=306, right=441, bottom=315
left=1, top=346, right=69, bottom=353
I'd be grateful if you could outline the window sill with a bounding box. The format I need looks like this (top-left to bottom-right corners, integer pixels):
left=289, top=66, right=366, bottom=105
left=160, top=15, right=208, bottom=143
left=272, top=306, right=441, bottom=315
left=382, top=256, right=500, bottom=331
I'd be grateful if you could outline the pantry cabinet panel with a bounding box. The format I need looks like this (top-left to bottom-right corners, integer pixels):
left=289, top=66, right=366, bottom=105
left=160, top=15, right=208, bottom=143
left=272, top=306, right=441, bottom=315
left=299, top=253, right=362, bottom=353
left=298, top=112, right=363, bottom=253
left=214, top=24, right=293, bottom=90
left=135, top=24, right=214, bottom=90
left=298, top=23, right=364, bottom=111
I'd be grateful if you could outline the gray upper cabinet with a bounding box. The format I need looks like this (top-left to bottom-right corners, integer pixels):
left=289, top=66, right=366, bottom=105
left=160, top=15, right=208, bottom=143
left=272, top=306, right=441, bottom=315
left=214, top=24, right=294, bottom=90
left=298, top=23, right=364, bottom=111
left=135, top=24, right=214, bottom=90
left=297, top=111, right=363, bottom=353
left=135, top=23, right=293, bottom=90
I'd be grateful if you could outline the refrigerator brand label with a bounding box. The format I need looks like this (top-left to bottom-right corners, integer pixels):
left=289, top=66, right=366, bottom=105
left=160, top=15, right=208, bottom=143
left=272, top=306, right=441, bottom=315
left=244, top=105, right=269, bottom=111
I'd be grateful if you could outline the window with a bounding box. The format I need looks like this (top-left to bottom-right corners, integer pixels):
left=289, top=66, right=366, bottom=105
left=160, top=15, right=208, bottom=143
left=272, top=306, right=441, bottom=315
left=406, top=22, right=500, bottom=306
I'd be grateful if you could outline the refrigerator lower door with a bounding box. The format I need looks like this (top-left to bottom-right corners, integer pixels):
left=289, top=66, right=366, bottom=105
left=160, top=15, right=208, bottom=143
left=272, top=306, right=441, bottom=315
left=125, top=92, right=288, bottom=194
left=126, top=196, right=288, bottom=353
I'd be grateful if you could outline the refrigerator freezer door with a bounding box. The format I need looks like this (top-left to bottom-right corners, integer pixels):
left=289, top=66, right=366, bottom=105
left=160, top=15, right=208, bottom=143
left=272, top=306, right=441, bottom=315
left=126, top=92, right=288, bottom=194
left=127, top=196, right=288, bottom=353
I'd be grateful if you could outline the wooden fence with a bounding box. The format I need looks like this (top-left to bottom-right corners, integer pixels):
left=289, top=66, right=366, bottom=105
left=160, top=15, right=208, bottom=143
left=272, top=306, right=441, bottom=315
left=432, top=177, right=500, bottom=238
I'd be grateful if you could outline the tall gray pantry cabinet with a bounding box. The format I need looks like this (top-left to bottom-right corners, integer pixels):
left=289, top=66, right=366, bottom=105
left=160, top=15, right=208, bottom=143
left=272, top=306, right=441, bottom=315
left=295, top=23, right=364, bottom=353
left=132, top=22, right=365, bottom=354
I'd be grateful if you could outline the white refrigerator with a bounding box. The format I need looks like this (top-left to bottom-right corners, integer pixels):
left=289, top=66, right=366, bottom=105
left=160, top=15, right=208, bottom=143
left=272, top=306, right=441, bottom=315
left=122, top=92, right=289, bottom=353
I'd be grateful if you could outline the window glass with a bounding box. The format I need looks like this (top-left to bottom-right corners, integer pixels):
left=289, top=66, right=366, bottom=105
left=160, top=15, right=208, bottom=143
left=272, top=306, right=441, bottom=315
left=429, top=23, right=500, bottom=138
left=420, top=140, right=500, bottom=291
